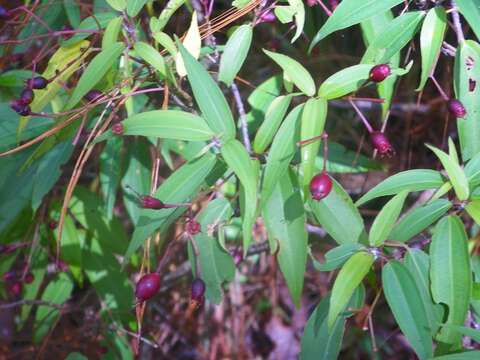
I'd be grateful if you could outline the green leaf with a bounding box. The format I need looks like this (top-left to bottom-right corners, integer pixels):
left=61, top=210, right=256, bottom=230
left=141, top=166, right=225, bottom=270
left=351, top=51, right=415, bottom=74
left=153, top=32, right=177, bottom=56
left=100, top=136, right=123, bottom=219
left=465, top=152, right=480, bottom=187
left=454, top=40, right=480, bottom=161
left=263, top=50, right=316, bottom=96
left=369, top=190, right=408, bottom=246
left=261, top=104, right=303, bottom=204
left=63, top=0, right=81, bottom=27
left=356, top=169, right=445, bottom=206
left=221, top=139, right=258, bottom=253
left=127, top=0, right=148, bottom=17
left=66, top=42, right=125, bottom=110
left=193, top=198, right=235, bottom=304
left=328, top=251, right=374, bottom=328
left=65, top=353, right=88, bottom=360
left=404, top=249, right=444, bottom=336
left=440, top=324, right=480, bottom=343
left=431, top=351, right=480, bottom=360
left=456, top=0, right=480, bottom=41
left=417, top=7, right=447, bottom=91
left=218, top=24, right=253, bottom=86
left=430, top=215, right=472, bottom=344
left=318, top=64, right=373, bottom=99
left=287, top=0, right=305, bottom=43
left=300, top=294, right=346, bottom=360
left=62, top=12, right=117, bottom=47
left=152, top=0, right=186, bottom=32
left=178, top=41, right=236, bottom=139
left=34, top=273, right=73, bottom=343
left=382, top=261, right=433, bottom=359
left=426, top=143, right=469, bottom=201
left=466, top=200, right=480, bottom=225
left=106, top=0, right=126, bottom=11
left=310, top=178, right=365, bottom=245
left=263, top=170, right=307, bottom=307
left=390, top=199, right=452, bottom=242
left=300, top=98, right=327, bottom=192
left=135, top=41, right=168, bottom=79
left=118, top=110, right=214, bottom=141
left=309, top=0, right=404, bottom=50
left=362, top=11, right=425, bottom=64
left=313, top=244, right=365, bottom=272
left=126, top=154, right=218, bottom=261
left=102, top=16, right=123, bottom=50
left=253, top=95, right=293, bottom=154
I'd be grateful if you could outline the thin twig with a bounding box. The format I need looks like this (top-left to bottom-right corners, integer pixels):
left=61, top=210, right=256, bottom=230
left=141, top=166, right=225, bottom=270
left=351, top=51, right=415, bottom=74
left=231, top=82, right=252, bottom=153
left=450, top=1, right=465, bottom=43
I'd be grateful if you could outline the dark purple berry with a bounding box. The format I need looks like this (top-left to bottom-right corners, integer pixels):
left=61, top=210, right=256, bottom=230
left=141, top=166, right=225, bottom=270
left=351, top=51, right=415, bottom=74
left=84, top=89, right=103, bottom=102
left=111, top=123, right=124, bottom=135
left=135, top=273, right=161, bottom=301
left=10, top=100, right=30, bottom=116
left=26, top=76, right=48, bottom=90
left=9, top=282, right=22, bottom=296
left=310, top=172, right=333, bottom=201
left=190, top=278, right=206, bottom=302
left=447, top=99, right=466, bottom=118
left=369, top=64, right=391, bottom=83
left=2, top=271, right=16, bottom=282
left=0, top=6, right=10, bottom=20
left=370, top=131, right=394, bottom=157
left=258, top=11, right=276, bottom=23
left=185, top=219, right=201, bottom=235
left=141, top=196, right=166, bottom=209
left=24, top=273, right=34, bottom=284
left=19, top=88, right=34, bottom=105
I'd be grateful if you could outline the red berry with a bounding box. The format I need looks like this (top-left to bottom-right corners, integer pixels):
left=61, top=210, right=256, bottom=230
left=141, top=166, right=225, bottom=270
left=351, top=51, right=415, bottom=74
left=369, top=64, right=391, bottom=83
left=191, top=278, right=206, bottom=302
left=309, top=172, right=333, bottom=201
left=24, top=272, right=34, bottom=284
left=111, top=123, right=124, bottom=135
left=26, top=76, right=48, bottom=90
left=135, top=273, right=161, bottom=301
left=370, top=131, right=394, bottom=157
left=84, top=89, right=103, bottom=102
left=48, top=220, right=58, bottom=230
left=9, top=282, right=22, bottom=296
left=185, top=219, right=201, bottom=235
left=447, top=99, right=466, bottom=118
left=141, top=196, right=165, bottom=209
left=20, top=88, right=34, bottom=105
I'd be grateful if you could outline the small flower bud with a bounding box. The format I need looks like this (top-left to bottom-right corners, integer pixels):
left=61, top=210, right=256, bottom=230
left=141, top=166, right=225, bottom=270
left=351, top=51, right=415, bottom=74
left=185, top=219, right=201, bottom=236
left=370, top=131, right=394, bottom=157
left=141, top=195, right=166, bottom=209
left=447, top=99, right=466, bottom=118
left=111, top=123, right=124, bottom=135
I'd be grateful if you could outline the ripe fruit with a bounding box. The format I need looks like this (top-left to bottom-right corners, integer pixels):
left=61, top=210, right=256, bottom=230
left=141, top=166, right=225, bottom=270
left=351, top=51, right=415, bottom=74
left=190, top=278, right=206, bottom=302
left=9, top=282, right=22, bottom=297
left=447, top=99, right=466, bottom=118
left=111, top=123, right=124, bottom=135
left=135, top=273, right=161, bottom=301
left=24, top=273, right=34, bottom=284
left=370, top=131, right=394, bottom=157
left=309, top=172, right=333, bottom=201
left=10, top=100, right=31, bottom=116
left=2, top=271, right=16, bottom=282
left=26, top=76, right=48, bottom=90
left=19, top=88, right=34, bottom=105
left=84, top=89, right=103, bottom=102
left=369, top=64, right=391, bottom=83
left=185, top=219, right=201, bottom=236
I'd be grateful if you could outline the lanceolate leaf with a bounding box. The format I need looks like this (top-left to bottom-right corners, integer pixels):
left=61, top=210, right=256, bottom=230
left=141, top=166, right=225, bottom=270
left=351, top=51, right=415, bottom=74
left=66, top=42, right=125, bottom=110
left=465, top=152, right=480, bottom=186
left=100, top=136, right=123, bottom=219
left=318, top=64, right=373, bottom=99
left=431, top=352, right=480, bottom=360
left=300, top=98, right=327, bottom=192
left=454, top=40, right=480, bottom=161
left=218, top=24, right=253, bottom=86
left=125, top=154, right=218, bottom=262
left=262, top=104, right=304, bottom=204
left=314, top=244, right=365, bottom=272
left=126, top=0, right=148, bottom=17
left=263, top=170, right=307, bottom=307
left=328, top=251, right=374, bottom=328
left=466, top=200, right=480, bottom=226
left=221, top=139, right=258, bottom=253
left=253, top=95, right=293, bottom=154
left=362, top=11, right=425, bottom=64
left=106, top=0, right=126, bottom=11
left=135, top=41, right=168, bottom=79
left=310, top=178, right=364, bottom=245
left=382, top=261, right=433, bottom=359
left=175, top=12, right=201, bottom=77
left=389, top=199, right=452, bottom=242
left=417, top=7, right=447, bottom=91
left=178, top=41, right=236, bottom=139
left=102, top=17, right=123, bottom=49
left=117, top=110, right=214, bottom=141
left=263, top=50, right=315, bottom=96
left=309, top=0, right=404, bottom=50
left=426, top=143, right=469, bottom=201
left=456, top=0, right=480, bottom=41
left=430, top=215, right=472, bottom=344
left=356, top=169, right=445, bottom=206
left=369, top=190, right=408, bottom=246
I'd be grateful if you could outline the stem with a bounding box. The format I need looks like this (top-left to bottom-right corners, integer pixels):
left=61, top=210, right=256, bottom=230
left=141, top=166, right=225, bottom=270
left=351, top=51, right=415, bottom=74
left=430, top=75, right=449, bottom=100
left=349, top=99, right=374, bottom=133
left=317, top=0, right=332, bottom=16
left=451, top=0, right=465, bottom=43
left=231, top=82, right=252, bottom=153
left=322, top=132, right=329, bottom=172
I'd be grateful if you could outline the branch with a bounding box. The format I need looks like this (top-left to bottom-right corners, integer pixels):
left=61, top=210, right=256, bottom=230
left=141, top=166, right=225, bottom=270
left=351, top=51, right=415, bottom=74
left=231, top=82, right=252, bottom=153
left=451, top=0, right=465, bottom=43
